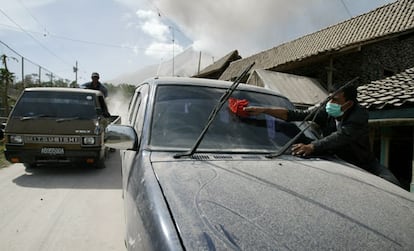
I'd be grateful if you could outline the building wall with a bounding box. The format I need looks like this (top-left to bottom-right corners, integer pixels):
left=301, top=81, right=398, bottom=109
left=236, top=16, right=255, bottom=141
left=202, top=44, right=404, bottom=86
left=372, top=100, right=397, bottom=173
left=285, top=33, right=414, bottom=87
left=280, top=34, right=414, bottom=190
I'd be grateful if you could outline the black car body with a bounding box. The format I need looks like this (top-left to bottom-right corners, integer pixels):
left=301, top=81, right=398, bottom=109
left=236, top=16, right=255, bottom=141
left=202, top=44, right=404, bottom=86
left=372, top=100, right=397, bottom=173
left=105, top=77, right=414, bottom=250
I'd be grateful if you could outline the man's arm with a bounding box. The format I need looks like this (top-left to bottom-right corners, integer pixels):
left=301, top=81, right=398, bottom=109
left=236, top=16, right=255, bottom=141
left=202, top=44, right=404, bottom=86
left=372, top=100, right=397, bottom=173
left=100, top=85, right=108, bottom=97
left=244, top=105, right=327, bottom=157
left=291, top=120, right=364, bottom=157
left=243, top=106, right=289, bottom=120
left=312, top=116, right=367, bottom=153
left=244, top=106, right=321, bottom=123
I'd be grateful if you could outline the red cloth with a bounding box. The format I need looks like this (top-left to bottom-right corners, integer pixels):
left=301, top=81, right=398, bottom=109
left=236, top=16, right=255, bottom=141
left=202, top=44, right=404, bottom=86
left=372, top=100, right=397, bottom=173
left=228, top=98, right=249, bottom=117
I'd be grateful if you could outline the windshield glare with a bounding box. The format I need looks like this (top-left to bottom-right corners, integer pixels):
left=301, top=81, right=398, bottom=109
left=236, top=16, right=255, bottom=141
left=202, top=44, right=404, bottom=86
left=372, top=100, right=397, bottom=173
left=11, top=91, right=98, bottom=119
left=150, top=85, right=313, bottom=152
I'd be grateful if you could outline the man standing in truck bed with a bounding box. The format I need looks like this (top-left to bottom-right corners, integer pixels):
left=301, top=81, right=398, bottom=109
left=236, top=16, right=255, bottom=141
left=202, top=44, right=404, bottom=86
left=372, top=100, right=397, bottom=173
left=81, top=72, right=108, bottom=97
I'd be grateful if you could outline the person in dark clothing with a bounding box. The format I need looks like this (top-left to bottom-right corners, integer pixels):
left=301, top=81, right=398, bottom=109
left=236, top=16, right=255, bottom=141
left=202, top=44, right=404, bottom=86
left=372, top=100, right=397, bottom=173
left=244, top=84, right=400, bottom=186
left=81, top=72, right=108, bottom=97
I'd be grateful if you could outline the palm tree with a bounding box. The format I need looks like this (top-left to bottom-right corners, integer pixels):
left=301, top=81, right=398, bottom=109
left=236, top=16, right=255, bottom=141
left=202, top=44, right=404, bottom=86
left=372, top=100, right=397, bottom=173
left=0, top=54, right=15, bottom=116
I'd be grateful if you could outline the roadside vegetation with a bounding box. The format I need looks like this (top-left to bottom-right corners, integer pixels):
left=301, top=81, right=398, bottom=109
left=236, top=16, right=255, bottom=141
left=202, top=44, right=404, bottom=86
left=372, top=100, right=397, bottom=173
left=0, top=140, right=9, bottom=169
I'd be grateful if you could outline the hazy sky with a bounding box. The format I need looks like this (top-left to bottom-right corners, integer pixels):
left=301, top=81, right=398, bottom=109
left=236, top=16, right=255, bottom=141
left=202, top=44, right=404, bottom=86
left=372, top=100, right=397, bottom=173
left=0, top=0, right=396, bottom=83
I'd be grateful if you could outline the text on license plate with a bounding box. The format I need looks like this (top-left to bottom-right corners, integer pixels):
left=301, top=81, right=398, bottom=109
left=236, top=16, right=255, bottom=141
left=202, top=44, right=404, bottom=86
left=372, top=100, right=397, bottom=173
left=41, top=148, right=64, bottom=155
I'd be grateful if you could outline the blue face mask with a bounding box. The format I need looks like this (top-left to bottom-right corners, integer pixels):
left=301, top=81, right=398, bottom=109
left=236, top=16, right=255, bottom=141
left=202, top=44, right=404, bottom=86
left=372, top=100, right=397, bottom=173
left=325, top=102, right=344, bottom=117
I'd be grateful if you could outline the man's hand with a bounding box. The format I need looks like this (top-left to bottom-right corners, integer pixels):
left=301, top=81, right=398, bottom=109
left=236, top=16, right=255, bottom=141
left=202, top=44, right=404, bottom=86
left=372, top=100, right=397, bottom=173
left=291, top=143, right=314, bottom=157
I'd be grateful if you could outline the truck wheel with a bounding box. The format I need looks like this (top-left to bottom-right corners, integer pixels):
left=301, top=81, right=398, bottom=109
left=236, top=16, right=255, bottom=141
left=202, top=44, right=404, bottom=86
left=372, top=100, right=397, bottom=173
left=95, top=158, right=106, bottom=169
left=24, top=163, right=37, bottom=170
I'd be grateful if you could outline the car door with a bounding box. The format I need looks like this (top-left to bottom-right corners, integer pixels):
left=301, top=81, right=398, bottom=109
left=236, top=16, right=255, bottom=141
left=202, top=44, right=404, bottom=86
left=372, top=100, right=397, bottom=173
left=122, top=83, right=149, bottom=189
left=122, top=83, right=153, bottom=249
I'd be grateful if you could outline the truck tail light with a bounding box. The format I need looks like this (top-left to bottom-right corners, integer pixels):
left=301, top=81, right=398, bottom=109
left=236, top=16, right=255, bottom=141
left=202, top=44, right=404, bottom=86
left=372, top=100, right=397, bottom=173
left=10, top=157, right=20, bottom=163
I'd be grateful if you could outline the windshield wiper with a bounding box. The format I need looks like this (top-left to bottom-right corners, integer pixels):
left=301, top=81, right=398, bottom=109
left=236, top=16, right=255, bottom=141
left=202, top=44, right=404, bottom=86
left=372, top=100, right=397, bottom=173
left=266, top=76, right=360, bottom=158
left=174, top=62, right=256, bottom=158
left=20, top=114, right=50, bottom=121
left=56, top=117, right=79, bottom=122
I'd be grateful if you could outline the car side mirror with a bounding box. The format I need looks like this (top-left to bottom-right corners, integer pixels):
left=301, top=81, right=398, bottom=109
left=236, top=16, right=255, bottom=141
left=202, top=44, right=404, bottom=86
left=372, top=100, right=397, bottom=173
left=105, top=125, right=138, bottom=150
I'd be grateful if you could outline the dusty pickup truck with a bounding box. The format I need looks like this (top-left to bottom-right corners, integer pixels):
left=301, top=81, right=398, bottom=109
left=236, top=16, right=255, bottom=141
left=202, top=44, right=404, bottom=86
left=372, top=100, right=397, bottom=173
left=4, top=87, right=120, bottom=169
left=105, top=77, right=414, bottom=250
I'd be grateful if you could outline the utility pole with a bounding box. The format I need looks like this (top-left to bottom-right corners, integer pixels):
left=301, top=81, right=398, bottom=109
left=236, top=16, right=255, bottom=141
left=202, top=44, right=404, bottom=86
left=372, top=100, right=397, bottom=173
left=21, top=56, right=25, bottom=88
left=169, top=26, right=175, bottom=76
left=73, top=61, right=78, bottom=85
left=38, top=66, right=41, bottom=85
left=197, top=51, right=202, bottom=74
left=1, top=55, right=11, bottom=115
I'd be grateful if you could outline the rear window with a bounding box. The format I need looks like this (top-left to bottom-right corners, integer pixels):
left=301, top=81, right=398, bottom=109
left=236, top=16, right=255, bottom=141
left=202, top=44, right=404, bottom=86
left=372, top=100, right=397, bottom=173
left=11, top=91, right=98, bottom=119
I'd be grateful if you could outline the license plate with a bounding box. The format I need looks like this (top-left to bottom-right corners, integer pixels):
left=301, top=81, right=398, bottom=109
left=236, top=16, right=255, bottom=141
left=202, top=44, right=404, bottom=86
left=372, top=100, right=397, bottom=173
left=41, top=147, right=64, bottom=155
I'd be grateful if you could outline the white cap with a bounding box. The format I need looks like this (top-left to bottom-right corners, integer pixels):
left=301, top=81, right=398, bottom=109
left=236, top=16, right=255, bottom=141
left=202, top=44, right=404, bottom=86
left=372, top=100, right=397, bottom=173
left=91, top=72, right=100, bottom=78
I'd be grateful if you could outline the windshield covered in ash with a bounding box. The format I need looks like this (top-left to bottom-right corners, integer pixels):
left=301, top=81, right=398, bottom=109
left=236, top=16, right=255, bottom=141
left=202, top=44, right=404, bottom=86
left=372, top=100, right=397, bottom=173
left=11, top=91, right=98, bottom=119
left=150, top=85, right=315, bottom=152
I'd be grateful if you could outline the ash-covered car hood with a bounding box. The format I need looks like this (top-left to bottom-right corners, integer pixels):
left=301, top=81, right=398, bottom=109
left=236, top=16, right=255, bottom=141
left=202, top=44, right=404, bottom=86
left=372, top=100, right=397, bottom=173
left=151, top=152, right=414, bottom=250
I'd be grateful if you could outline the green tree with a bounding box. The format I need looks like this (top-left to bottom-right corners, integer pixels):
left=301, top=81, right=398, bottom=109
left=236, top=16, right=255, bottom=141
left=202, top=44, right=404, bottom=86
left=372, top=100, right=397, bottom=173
left=0, top=54, right=15, bottom=116
left=23, top=74, right=36, bottom=87
left=69, top=81, right=79, bottom=88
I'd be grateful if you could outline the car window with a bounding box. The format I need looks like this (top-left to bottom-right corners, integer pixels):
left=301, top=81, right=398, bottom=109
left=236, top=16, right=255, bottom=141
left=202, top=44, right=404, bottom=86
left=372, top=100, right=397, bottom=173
left=128, top=89, right=140, bottom=124
left=130, top=93, right=142, bottom=125
left=123, top=84, right=150, bottom=139
left=11, top=91, right=97, bottom=119
left=150, top=85, right=313, bottom=152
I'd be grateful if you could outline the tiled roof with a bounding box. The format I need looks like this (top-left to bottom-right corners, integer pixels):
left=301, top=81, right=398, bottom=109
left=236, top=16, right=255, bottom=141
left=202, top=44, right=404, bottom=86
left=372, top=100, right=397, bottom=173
left=357, top=67, right=414, bottom=110
left=247, top=69, right=328, bottom=106
left=220, top=0, right=414, bottom=81
left=195, top=50, right=241, bottom=77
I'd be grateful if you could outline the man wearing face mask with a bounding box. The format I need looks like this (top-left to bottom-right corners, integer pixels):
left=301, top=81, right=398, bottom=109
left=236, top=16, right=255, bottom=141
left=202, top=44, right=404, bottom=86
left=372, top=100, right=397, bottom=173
left=244, top=83, right=400, bottom=185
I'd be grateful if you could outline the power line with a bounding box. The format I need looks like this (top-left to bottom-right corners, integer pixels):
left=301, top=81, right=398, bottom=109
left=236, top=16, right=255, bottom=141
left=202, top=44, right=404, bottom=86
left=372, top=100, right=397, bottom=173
left=0, top=39, right=64, bottom=80
left=144, top=0, right=164, bottom=17
left=0, top=7, right=72, bottom=67
left=0, top=39, right=52, bottom=73
left=339, top=0, right=353, bottom=18
left=16, top=0, right=71, bottom=61
left=17, top=0, right=49, bottom=36
left=0, top=22, right=176, bottom=53
left=50, top=33, right=154, bottom=51
left=144, top=0, right=188, bottom=38
left=0, top=1, right=186, bottom=53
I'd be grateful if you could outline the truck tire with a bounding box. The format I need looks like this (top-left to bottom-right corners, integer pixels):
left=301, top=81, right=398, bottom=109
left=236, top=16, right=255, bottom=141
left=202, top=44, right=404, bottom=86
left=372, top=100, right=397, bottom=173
left=24, top=163, right=37, bottom=170
left=95, top=157, right=106, bottom=169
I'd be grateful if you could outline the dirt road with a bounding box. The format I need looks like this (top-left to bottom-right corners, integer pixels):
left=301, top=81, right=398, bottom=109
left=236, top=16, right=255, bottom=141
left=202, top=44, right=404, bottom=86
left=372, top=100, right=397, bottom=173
left=0, top=151, right=125, bottom=251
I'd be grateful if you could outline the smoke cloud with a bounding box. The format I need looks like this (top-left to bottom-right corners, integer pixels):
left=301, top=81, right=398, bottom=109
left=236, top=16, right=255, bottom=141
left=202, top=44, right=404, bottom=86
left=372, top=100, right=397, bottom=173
left=150, top=0, right=394, bottom=58
left=106, top=91, right=130, bottom=123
